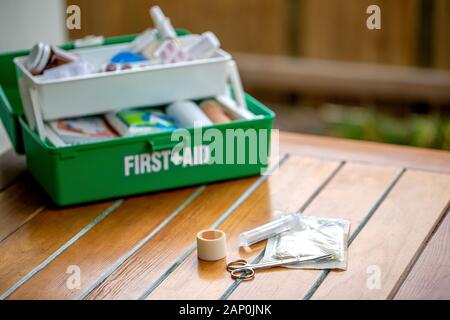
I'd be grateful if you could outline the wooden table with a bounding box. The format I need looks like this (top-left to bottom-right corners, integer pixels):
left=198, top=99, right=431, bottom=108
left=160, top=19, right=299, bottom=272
left=0, top=132, right=449, bottom=300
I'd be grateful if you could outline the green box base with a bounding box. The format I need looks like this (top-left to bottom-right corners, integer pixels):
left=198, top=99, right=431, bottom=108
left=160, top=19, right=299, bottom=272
left=20, top=95, right=274, bottom=206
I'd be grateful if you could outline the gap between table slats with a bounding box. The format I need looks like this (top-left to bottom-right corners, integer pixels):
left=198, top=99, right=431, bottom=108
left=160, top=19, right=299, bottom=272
left=225, top=163, right=404, bottom=300
left=83, top=155, right=290, bottom=300
left=0, top=199, right=124, bottom=300
left=394, top=208, right=450, bottom=300
left=310, top=169, right=450, bottom=299
left=0, top=174, right=47, bottom=243
left=146, top=156, right=343, bottom=300
left=301, top=168, right=405, bottom=300
left=5, top=185, right=204, bottom=300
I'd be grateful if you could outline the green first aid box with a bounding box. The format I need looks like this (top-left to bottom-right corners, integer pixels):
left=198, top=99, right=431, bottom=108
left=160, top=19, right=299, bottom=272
left=0, top=32, right=275, bottom=206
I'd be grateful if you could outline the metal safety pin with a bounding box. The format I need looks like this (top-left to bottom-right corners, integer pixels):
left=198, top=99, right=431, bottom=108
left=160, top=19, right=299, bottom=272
left=226, top=253, right=334, bottom=281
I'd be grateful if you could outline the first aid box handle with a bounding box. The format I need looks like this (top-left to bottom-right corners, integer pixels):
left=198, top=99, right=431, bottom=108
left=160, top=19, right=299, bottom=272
left=147, top=138, right=179, bottom=152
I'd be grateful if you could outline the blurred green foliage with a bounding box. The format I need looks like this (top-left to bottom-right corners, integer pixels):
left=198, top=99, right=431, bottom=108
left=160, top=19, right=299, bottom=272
left=320, top=105, right=450, bottom=150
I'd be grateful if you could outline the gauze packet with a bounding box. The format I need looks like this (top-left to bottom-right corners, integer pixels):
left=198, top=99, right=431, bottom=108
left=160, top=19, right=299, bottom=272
left=262, top=215, right=350, bottom=270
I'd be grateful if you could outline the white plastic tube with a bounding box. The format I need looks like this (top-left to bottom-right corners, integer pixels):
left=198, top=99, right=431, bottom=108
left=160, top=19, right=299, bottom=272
left=186, top=32, right=220, bottom=60
left=166, top=100, right=213, bottom=128
left=150, top=6, right=177, bottom=40
left=239, top=214, right=297, bottom=247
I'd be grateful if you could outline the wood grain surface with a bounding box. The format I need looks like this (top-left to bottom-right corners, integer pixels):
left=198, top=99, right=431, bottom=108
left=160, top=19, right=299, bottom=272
left=0, top=132, right=449, bottom=300
left=228, top=163, right=401, bottom=300
left=299, top=0, right=418, bottom=66
left=279, top=132, right=450, bottom=174
left=7, top=187, right=199, bottom=299
left=0, top=201, right=116, bottom=296
left=147, top=156, right=341, bottom=300
left=67, top=0, right=289, bottom=55
left=311, top=170, right=450, bottom=299
left=0, top=149, right=25, bottom=192
left=236, top=54, right=450, bottom=103
left=0, top=174, right=46, bottom=242
left=84, top=177, right=258, bottom=300
left=433, top=0, right=450, bottom=69
left=394, top=211, right=450, bottom=299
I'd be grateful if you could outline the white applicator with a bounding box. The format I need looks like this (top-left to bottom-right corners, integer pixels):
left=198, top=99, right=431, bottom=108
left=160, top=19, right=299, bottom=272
left=166, top=101, right=213, bottom=128
left=150, top=6, right=177, bottom=40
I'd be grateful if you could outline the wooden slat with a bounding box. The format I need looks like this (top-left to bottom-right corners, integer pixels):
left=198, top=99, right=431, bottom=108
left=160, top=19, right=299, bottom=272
left=236, top=54, right=450, bottom=103
left=279, top=132, right=450, bottom=174
left=0, top=174, right=47, bottom=242
left=7, top=187, right=199, bottom=299
left=147, top=156, right=341, bottom=300
left=311, top=170, right=450, bottom=299
left=0, top=201, right=116, bottom=295
left=67, top=0, right=289, bottom=55
left=394, top=211, right=450, bottom=299
left=433, top=0, right=450, bottom=70
left=0, top=149, right=26, bottom=192
left=84, top=177, right=258, bottom=300
left=228, top=163, right=401, bottom=299
left=299, top=0, right=419, bottom=66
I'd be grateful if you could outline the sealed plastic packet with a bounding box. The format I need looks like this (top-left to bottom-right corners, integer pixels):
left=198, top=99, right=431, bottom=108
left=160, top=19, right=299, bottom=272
left=261, top=215, right=351, bottom=270
left=105, top=108, right=177, bottom=136
left=48, top=116, right=118, bottom=145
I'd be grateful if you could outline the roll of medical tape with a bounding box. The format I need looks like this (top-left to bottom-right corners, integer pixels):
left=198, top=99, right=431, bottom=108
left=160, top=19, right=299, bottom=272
left=196, top=229, right=227, bottom=261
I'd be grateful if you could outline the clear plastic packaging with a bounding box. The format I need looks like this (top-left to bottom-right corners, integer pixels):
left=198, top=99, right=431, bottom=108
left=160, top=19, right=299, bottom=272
left=105, top=108, right=176, bottom=137
left=47, top=116, right=118, bottom=145
left=262, top=215, right=350, bottom=270
left=129, top=29, right=158, bottom=54
left=39, top=61, right=94, bottom=80
left=239, top=214, right=298, bottom=247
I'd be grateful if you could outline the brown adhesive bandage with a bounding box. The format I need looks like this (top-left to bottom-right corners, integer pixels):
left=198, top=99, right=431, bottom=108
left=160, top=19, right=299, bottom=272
left=200, top=100, right=232, bottom=124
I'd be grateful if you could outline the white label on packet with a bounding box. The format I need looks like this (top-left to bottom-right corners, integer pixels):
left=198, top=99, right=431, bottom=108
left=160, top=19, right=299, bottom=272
left=124, top=145, right=211, bottom=177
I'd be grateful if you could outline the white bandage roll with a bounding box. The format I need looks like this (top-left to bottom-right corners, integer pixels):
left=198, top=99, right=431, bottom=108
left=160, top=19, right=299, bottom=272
left=196, top=229, right=227, bottom=261
left=166, top=100, right=213, bottom=128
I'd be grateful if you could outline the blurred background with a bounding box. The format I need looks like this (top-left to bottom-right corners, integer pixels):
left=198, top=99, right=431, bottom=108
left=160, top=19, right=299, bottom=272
left=1, top=0, right=450, bottom=151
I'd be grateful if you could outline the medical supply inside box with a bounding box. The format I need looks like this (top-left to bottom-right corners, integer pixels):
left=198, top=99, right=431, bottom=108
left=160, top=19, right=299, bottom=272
left=0, top=9, right=274, bottom=206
